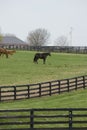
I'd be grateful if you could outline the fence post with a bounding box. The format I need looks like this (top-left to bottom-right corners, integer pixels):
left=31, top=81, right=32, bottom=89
left=58, top=80, right=61, bottom=94
left=39, top=83, right=41, bottom=97
left=14, top=86, right=16, bottom=100
left=27, top=85, right=30, bottom=98
left=67, top=79, right=70, bottom=92
left=0, top=88, right=1, bottom=101
left=69, top=109, right=73, bottom=130
left=30, top=109, right=34, bottom=129
left=75, top=78, right=77, bottom=90
left=83, top=76, right=85, bottom=89
left=49, top=82, right=51, bottom=96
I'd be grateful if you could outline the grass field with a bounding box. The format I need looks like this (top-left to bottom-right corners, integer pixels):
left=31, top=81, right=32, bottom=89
left=0, top=88, right=87, bottom=109
left=0, top=50, right=87, bottom=109
left=0, top=51, right=87, bottom=128
left=0, top=89, right=87, bottom=129
left=0, top=50, right=87, bottom=86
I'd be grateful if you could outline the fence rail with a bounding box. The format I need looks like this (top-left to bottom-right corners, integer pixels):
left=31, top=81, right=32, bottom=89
left=0, top=75, right=87, bottom=102
left=1, top=44, right=87, bottom=54
left=0, top=108, right=87, bottom=129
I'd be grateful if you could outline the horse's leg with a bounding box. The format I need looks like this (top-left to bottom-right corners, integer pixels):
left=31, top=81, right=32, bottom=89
left=0, top=53, right=4, bottom=57
left=0, top=52, right=4, bottom=57
left=33, top=56, right=38, bottom=64
left=1, top=53, right=4, bottom=57
left=34, top=59, right=38, bottom=64
left=6, top=53, right=8, bottom=58
left=43, top=58, right=46, bottom=64
left=36, top=59, right=38, bottom=64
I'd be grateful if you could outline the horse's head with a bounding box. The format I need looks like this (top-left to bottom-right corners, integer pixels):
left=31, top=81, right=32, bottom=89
left=33, top=53, right=38, bottom=64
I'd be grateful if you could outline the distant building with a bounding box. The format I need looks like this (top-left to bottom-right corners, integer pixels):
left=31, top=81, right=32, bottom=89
left=0, top=36, right=27, bottom=45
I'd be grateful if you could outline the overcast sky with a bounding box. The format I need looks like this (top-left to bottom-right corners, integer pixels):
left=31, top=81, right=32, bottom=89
left=0, top=0, right=87, bottom=46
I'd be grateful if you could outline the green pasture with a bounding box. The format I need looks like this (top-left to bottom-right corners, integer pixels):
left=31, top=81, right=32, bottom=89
left=0, top=89, right=87, bottom=128
left=0, top=51, right=87, bottom=128
left=0, top=89, right=87, bottom=109
left=0, top=50, right=87, bottom=86
left=0, top=50, right=87, bottom=109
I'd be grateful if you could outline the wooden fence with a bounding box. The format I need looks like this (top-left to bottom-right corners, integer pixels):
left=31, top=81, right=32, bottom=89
left=1, top=44, right=87, bottom=54
left=0, top=75, right=87, bottom=102
left=0, top=108, right=87, bottom=130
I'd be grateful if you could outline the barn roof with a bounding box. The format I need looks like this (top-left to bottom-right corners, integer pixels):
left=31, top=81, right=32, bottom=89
left=0, top=36, right=27, bottom=45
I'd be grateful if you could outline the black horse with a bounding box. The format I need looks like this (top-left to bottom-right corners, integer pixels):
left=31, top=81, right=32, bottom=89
left=33, top=52, right=51, bottom=64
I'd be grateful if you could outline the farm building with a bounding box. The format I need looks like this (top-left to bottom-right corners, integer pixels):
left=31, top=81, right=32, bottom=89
left=0, top=36, right=27, bottom=45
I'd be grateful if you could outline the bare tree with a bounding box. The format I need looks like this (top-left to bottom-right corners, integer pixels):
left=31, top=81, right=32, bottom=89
left=54, top=35, right=69, bottom=46
left=27, top=28, right=50, bottom=46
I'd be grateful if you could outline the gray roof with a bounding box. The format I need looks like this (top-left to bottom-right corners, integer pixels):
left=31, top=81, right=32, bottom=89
left=0, top=36, right=26, bottom=45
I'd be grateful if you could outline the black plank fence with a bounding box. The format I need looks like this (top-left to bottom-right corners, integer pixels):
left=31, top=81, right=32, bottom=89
left=0, top=108, right=87, bottom=130
left=1, top=44, right=87, bottom=54
left=0, top=75, right=87, bottom=102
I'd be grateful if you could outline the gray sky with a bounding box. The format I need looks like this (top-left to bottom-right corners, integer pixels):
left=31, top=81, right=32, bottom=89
left=0, top=0, right=87, bottom=46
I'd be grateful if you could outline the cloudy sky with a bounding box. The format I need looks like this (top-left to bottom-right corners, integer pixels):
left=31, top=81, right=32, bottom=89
left=0, top=0, right=87, bottom=46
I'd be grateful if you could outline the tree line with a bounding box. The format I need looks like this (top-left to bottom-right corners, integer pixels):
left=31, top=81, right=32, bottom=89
left=0, top=28, right=69, bottom=46
left=27, top=28, right=69, bottom=46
